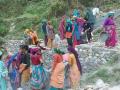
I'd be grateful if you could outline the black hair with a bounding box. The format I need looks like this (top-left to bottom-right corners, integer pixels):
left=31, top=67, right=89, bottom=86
left=0, top=55, right=2, bottom=59
left=19, top=45, right=29, bottom=52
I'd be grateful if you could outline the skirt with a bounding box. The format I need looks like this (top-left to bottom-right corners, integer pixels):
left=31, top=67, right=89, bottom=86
left=31, top=65, right=49, bottom=89
left=21, top=68, right=30, bottom=84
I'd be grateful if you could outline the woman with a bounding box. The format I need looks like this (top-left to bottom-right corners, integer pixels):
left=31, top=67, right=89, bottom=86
left=58, top=16, right=66, bottom=40
left=24, top=29, right=32, bottom=45
left=29, top=30, right=39, bottom=45
left=46, top=21, right=55, bottom=48
left=66, top=19, right=73, bottom=47
left=50, top=49, right=65, bottom=90
left=72, top=18, right=81, bottom=48
left=103, top=12, right=117, bottom=47
left=0, top=50, right=8, bottom=90
left=30, top=47, right=49, bottom=90
left=67, top=46, right=82, bottom=89
left=6, top=51, right=21, bottom=90
left=84, top=8, right=96, bottom=43
left=19, top=45, right=30, bottom=87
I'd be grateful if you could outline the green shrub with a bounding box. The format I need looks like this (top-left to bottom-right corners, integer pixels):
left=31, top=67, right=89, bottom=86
left=49, top=1, right=67, bottom=17
left=0, top=37, right=5, bottom=45
left=0, top=20, right=8, bottom=37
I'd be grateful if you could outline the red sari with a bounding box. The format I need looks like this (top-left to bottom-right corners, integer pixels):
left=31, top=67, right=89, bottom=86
left=58, top=16, right=66, bottom=40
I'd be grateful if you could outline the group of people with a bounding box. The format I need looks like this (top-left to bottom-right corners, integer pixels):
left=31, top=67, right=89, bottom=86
left=41, top=8, right=118, bottom=48
left=0, top=7, right=118, bottom=90
left=0, top=44, right=82, bottom=90
left=41, top=8, right=95, bottom=48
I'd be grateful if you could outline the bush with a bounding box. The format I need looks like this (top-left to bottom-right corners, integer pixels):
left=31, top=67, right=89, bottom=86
left=0, top=37, right=5, bottom=45
left=0, top=20, right=8, bottom=37
left=49, top=1, right=68, bottom=17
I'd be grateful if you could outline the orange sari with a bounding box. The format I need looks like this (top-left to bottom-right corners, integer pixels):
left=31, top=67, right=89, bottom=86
left=50, top=54, right=65, bottom=89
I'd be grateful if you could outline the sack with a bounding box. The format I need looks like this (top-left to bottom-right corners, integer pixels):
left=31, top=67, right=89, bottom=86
left=100, top=31, right=109, bottom=42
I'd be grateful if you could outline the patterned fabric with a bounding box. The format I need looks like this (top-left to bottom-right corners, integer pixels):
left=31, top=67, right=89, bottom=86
left=103, top=17, right=117, bottom=47
left=6, top=53, right=21, bottom=90
left=0, top=61, right=8, bottom=90
left=31, top=65, right=49, bottom=89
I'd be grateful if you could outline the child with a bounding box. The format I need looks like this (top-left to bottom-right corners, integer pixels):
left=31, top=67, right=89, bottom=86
left=0, top=50, right=8, bottom=90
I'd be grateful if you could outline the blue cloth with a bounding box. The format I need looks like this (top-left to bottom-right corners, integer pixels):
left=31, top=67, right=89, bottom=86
left=31, top=65, right=49, bottom=89
left=73, top=22, right=81, bottom=40
left=7, top=53, right=20, bottom=90
left=0, top=61, right=8, bottom=90
left=73, top=9, right=80, bottom=17
left=49, top=86, right=63, bottom=90
left=85, top=8, right=96, bottom=24
left=7, top=53, right=18, bottom=68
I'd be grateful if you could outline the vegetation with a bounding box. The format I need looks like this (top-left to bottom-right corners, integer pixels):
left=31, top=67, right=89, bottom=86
left=0, top=0, right=120, bottom=41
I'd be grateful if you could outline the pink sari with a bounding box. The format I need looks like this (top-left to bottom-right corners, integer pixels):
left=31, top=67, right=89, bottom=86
left=105, top=25, right=117, bottom=47
left=104, top=17, right=117, bottom=47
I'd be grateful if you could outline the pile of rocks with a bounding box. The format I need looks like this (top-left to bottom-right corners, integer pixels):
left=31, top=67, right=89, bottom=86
left=76, top=42, right=120, bottom=72
left=81, top=79, right=120, bottom=90
left=4, top=40, right=24, bottom=53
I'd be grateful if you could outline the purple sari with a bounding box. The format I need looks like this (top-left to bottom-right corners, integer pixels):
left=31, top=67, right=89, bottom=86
left=103, top=17, right=117, bottom=47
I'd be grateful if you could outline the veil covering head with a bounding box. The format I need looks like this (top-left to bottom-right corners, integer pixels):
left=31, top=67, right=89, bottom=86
left=68, top=46, right=82, bottom=75
left=108, top=11, right=115, bottom=17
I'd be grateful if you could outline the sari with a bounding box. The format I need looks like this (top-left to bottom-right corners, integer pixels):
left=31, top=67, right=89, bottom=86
left=72, top=21, right=81, bottom=48
left=30, top=52, right=49, bottom=90
left=7, top=53, right=21, bottom=90
left=0, top=61, right=8, bottom=90
left=103, top=17, right=117, bottom=47
left=50, top=54, right=65, bottom=89
left=58, top=16, right=66, bottom=40
left=67, top=46, right=82, bottom=89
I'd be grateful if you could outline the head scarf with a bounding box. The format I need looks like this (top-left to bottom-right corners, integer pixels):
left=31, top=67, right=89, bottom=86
left=68, top=46, right=82, bottom=75
left=52, top=54, right=63, bottom=71
left=54, top=48, right=65, bottom=54
left=52, top=48, right=64, bottom=71
left=108, top=11, right=115, bottom=17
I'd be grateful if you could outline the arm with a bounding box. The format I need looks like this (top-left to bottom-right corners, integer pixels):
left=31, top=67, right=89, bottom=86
left=7, top=53, right=18, bottom=68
